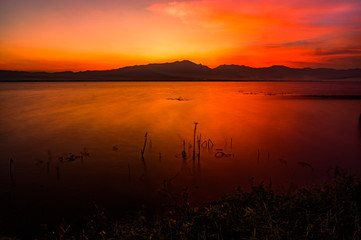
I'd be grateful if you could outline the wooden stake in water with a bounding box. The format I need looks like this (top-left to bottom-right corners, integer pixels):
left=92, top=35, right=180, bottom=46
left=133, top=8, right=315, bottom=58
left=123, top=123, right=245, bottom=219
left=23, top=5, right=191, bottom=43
left=198, top=134, right=201, bottom=158
left=230, top=138, right=233, bottom=149
left=257, top=148, right=260, bottom=163
left=141, top=132, right=148, bottom=160
left=193, top=122, right=198, bottom=160
left=208, top=139, right=214, bottom=149
left=182, top=140, right=186, bottom=159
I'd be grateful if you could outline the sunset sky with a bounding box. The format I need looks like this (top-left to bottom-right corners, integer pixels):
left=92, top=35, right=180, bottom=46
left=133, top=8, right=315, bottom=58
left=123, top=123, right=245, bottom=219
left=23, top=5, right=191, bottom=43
left=1, top=0, right=360, bottom=71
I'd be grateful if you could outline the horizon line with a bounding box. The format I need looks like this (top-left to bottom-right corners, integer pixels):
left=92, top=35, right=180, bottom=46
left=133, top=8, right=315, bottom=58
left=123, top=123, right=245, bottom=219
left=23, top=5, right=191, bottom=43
left=1, top=60, right=361, bottom=73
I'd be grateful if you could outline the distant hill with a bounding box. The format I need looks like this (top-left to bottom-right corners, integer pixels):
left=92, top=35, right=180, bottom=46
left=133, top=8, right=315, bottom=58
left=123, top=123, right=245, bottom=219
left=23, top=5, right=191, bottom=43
left=1, top=60, right=361, bottom=81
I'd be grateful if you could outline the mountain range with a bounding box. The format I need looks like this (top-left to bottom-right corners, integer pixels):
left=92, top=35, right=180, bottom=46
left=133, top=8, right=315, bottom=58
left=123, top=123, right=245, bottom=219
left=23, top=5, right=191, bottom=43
left=1, top=60, right=361, bottom=81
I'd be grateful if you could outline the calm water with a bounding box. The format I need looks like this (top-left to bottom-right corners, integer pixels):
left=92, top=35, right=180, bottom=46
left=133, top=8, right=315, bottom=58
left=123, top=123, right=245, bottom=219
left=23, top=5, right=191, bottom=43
left=1, top=81, right=361, bottom=234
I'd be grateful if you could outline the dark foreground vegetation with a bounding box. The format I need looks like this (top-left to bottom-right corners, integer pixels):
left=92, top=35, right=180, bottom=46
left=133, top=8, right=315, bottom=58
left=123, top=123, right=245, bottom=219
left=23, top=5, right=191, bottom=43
left=2, top=167, right=361, bottom=240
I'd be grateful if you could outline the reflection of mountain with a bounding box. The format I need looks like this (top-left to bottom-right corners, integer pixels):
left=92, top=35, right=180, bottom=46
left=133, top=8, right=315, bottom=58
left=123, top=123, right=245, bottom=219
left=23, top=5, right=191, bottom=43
left=1, top=60, right=361, bottom=81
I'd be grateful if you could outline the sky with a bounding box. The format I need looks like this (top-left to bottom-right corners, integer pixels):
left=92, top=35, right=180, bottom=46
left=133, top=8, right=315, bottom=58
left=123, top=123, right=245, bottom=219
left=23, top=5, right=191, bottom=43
left=0, top=0, right=361, bottom=71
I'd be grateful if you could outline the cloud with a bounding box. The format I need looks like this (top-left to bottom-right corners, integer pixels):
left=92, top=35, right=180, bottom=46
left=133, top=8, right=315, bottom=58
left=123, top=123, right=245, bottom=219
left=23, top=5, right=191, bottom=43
left=314, top=49, right=361, bottom=56
left=148, top=0, right=361, bottom=67
left=149, top=0, right=361, bottom=27
left=296, top=55, right=361, bottom=69
left=148, top=0, right=361, bottom=45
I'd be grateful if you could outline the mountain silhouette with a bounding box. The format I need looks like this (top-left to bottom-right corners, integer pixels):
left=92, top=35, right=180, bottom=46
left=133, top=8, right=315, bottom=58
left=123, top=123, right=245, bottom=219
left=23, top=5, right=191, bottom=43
left=1, top=60, right=360, bottom=81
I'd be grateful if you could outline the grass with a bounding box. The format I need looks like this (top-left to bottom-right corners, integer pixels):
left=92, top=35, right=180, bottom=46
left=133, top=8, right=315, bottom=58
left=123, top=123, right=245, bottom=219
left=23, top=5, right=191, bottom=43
left=3, top=167, right=361, bottom=240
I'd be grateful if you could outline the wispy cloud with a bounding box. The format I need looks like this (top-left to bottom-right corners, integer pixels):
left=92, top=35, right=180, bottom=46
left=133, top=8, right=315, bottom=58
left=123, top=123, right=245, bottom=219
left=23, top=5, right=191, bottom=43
left=148, top=0, right=361, bottom=68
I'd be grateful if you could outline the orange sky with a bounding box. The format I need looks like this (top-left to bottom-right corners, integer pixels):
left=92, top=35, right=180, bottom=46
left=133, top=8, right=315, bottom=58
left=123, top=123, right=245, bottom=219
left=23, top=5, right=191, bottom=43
left=0, top=0, right=360, bottom=71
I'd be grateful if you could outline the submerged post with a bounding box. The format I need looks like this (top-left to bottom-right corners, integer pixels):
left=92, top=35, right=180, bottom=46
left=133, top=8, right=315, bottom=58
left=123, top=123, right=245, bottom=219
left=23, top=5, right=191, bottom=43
left=193, top=122, right=198, bottom=160
left=141, top=132, right=148, bottom=160
left=182, top=140, right=186, bottom=159
left=208, top=139, right=214, bottom=149
left=198, top=134, right=201, bottom=158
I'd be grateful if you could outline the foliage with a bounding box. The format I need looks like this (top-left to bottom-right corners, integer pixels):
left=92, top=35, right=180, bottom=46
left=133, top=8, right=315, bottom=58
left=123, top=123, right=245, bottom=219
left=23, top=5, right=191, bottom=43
left=6, top=168, right=361, bottom=240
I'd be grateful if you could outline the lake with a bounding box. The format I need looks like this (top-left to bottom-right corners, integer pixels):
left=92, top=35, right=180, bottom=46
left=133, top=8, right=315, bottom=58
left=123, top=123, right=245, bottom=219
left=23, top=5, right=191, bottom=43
left=1, top=81, right=361, bottom=235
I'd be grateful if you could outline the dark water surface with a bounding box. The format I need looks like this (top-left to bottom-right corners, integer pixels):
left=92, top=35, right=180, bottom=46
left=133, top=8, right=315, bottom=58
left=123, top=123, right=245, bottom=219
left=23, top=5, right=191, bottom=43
left=1, top=81, right=361, bottom=235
